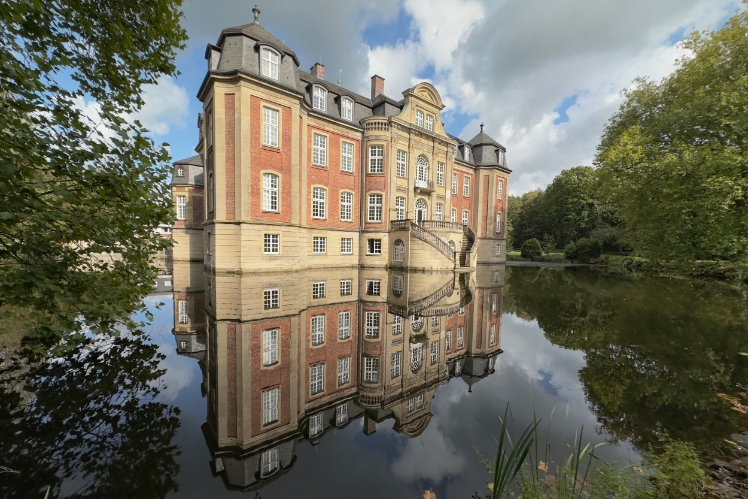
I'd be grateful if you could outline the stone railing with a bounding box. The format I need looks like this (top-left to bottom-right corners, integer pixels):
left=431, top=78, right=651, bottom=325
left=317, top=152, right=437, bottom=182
left=421, top=221, right=464, bottom=231
left=414, top=179, right=434, bottom=191
left=410, top=221, right=455, bottom=262
left=390, top=219, right=408, bottom=230
left=358, top=393, right=384, bottom=406
left=407, top=279, right=455, bottom=316
left=363, top=119, right=389, bottom=132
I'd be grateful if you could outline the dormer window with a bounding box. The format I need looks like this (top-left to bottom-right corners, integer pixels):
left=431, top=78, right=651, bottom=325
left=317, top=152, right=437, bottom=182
left=464, top=146, right=470, bottom=162
left=416, top=110, right=424, bottom=127
left=341, top=97, right=353, bottom=121
left=313, top=86, right=327, bottom=112
left=176, top=166, right=184, bottom=177
left=498, top=149, right=504, bottom=164
left=260, top=48, right=280, bottom=80
left=425, top=115, right=433, bottom=132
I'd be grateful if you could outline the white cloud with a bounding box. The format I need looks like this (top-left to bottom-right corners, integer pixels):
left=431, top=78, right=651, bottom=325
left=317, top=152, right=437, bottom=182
left=132, top=76, right=190, bottom=136
left=390, top=421, right=467, bottom=482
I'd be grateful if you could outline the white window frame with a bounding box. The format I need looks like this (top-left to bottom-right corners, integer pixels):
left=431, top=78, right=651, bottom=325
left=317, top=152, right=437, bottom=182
left=338, top=311, right=351, bottom=340
left=262, top=388, right=279, bottom=425
left=310, top=412, right=323, bottom=437
left=462, top=210, right=469, bottom=226
left=340, top=191, right=353, bottom=222
left=446, top=330, right=452, bottom=350
left=364, top=356, right=379, bottom=383
left=178, top=300, right=188, bottom=324
left=313, top=236, right=327, bottom=254
left=463, top=176, right=471, bottom=197
left=416, top=393, right=424, bottom=408
left=457, top=326, right=464, bottom=348
left=452, top=173, right=458, bottom=194
left=263, top=328, right=279, bottom=366
left=312, top=281, right=326, bottom=299
left=497, top=179, right=504, bottom=200
left=366, top=280, right=380, bottom=296
left=310, top=364, right=325, bottom=395
left=407, top=397, right=414, bottom=412
left=395, top=196, right=405, bottom=221
left=365, top=311, right=380, bottom=338
left=264, top=233, right=279, bottom=254
left=437, top=162, right=444, bottom=186
left=340, top=279, right=352, bottom=296
left=416, top=155, right=429, bottom=183
left=260, top=48, right=280, bottom=80
left=368, top=145, right=384, bottom=173
left=311, top=315, right=325, bottom=345
left=176, top=166, right=184, bottom=177
left=261, top=447, right=278, bottom=476
left=338, top=357, right=350, bottom=386
left=263, top=173, right=279, bottom=212
left=312, top=187, right=326, bottom=219
left=393, top=239, right=405, bottom=262
left=451, top=208, right=456, bottom=223
left=341, top=141, right=354, bottom=172
left=336, top=403, right=348, bottom=425
left=492, top=293, right=498, bottom=313
left=391, top=352, right=401, bottom=379
left=341, top=97, right=353, bottom=121
left=176, top=195, right=186, bottom=220
left=496, top=213, right=502, bottom=233
left=490, top=324, right=496, bottom=345
left=416, top=110, right=424, bottom=127
left=410, top=343, right=423, bottom=371
left=340, top=237, right=353, bottom=254
left=393, top=315, right=403, bottom=335
left=496, top=243, right=502, bottom=256
left=264, top=288, right=279, bottom=310
left=430, top=341, right=438, bottom=364
left=313, top=133, right=327, bottom=166
left=396, top=150, right=407, bottom=178
left=435, top=203, right=443, bottom=221
left=425, top=114, right=434, bottom=131
left=263, top=107, right=279, bottom=147
left=367, top=193, right=383, bottom=222
left=313, top=85, right=327, bottom=112
left=367, top=239, right=382, bottom=255
left=464, top=146, right=470, bottom=161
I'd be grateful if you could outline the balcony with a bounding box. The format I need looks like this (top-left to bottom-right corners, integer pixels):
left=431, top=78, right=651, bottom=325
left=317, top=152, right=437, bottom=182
left=414, top=179, right=435, bottom=194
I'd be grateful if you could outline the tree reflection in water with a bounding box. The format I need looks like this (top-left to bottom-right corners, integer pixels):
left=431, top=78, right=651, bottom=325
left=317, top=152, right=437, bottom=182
left=0, top=335, right=181, bottom=499
left=503, top=266, right=748, bottom=456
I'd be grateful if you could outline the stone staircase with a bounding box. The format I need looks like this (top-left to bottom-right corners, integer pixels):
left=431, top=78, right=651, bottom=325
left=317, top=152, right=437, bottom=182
left=459, top=226, right=476, bottom=267
left=391, top=220, right=455, bottom=264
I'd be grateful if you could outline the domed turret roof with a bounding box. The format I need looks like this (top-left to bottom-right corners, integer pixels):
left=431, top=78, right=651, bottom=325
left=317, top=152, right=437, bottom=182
left=468, top=123, right=504, bottom=149
left=218, top=8, right=300, bottom=66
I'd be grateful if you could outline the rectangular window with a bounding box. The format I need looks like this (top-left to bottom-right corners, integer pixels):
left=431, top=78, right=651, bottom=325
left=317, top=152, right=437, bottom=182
left=261, top=48, right=279, bottom=80
left=178, top=300, right=188, bottom=324
left=340, top=279, right=352, bottom=296
left=490, top=324, right=496, bottom=345
left=341, top=142, right=354, bottom=172
left=369, top=145, right=384, bottom=173
left=446, top=330, right=452, bottom=350
left=494, top=271, right=500, bottom=283
left=416, top=393, right=424, bottom=408
left=457, top=327, right=464, bottom=348
left=176, top=195, right=186, bottom=220
left=311, top=315, right=325, bottom=345
left=496, top=213, right=502, bottom=233
left=262, top=388, right=278, bottom=425
left=392, top=315, right=403, bottom=335
left=492, top=293, right=498, bottom=313
left=391, top=352, right=401, bottom=379
left=463, top=176, right=471, bottom=197
left=396, top=150, right=407, bottom=178
left=416, top=110, right=424, bottom=127
left=367, top=239, right=382, bottom=255
left=338, top=357, right=350, bottom=386
left=364, top=357, right=379, bottom=382
left=395, top=197, right=405, bottom=221
left=368, top=193, right=383, bottom=222
left=365, top=311, right=380, bottom=338
left=393, top=241, right=405, bottom=262
left=313, top=236, right=327, bottom=253
left=340, top=192, right=353, bottom=222
left=312, top=281, right=326, bottom=299
left=336, top=404, right=348, bottom=425
left=462, top=210, right=469, bottom=226
left=313, top=86, right=326, bottom=111
left=310, top=364, right=325, bottom=394
left=264, top=289, right=279, bottom=310
left=338, top=311, right=351, bottom=340
left=263, top=107, right=279, bottom=147
left=497, top=179, right=504, bottom=200
left=432, top=316, right=439, bottom=327
left=341, top=237, right=353, bottom=254
left=264, top=233, right=279, bottom=254
left=312, top=187, right=326, bottom=219
left=464, top=146, right=470, bottom=161
left=263, top=328, right=279, bottom=366
left=341, top=98, right=353, bottom=121
left=496, top=243, right=502, bottom=256
left=459, top=307, right=464, bottom=316
left=425, top=114, right=434, bottom=131
left=452, top=173, right=458, bottom=194
left=435, top=203, right=443, bottom=221
left=313, top=133, right=327, bottom=166
left=407, top=397, right=414, bottom=412
left=451, top=208, right=456, bottom=223
left=263, top=173, right=279, bottom=212
left=310, top=412, right=323, bottom=437
left=430, top=341, right=438, bottom=364
left=437, top=162, right=445, bottom=186
left=366, top=280, right=380, bottom=296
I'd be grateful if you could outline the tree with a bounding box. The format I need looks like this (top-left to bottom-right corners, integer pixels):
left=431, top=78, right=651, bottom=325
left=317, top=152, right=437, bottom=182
left=596, top=6, right=748, bottom=263
left=0, top=0, right=188, bottom=353
left=542, top=166, right=599, bottom=247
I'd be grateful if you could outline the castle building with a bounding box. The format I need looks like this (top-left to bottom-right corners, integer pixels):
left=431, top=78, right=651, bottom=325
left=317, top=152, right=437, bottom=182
left=170, top=7, right=511, bottom=271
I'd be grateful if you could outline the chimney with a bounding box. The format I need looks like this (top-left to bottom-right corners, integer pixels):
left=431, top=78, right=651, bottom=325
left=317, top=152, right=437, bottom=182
left=371, top=75, right=385, bottom=100
left=310, top=63, right=325, bottom=80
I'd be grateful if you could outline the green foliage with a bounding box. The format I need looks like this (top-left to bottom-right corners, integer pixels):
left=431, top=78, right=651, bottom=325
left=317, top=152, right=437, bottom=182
left=521, top=239, right=543, bottom=259
left=0, top=0, right=188, bottom=353
left=639, top=435, right=706, bottom=499
left=564, top=242, right=579, bottom=260
left=595, top=7, right=748, bottom=263
left=575, top=238, right=602, bottom=263
left=590, top=225, right=629, bottom=252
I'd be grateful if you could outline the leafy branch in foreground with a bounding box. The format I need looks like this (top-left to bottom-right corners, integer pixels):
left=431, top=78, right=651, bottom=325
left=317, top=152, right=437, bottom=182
left=0, top=0, right=187, bottom=354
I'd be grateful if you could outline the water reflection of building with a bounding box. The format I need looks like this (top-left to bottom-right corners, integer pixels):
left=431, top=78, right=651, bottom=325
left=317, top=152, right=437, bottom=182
left=173, top=264, right=505, bottom=492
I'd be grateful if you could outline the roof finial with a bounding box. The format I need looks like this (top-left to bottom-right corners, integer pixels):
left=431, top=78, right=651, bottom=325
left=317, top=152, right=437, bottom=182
left=252, top=5, right=260, bottom=24
left=480, top=122, right=484, bottom=132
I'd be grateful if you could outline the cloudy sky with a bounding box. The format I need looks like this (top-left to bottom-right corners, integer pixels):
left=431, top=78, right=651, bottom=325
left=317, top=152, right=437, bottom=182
left=139, top=0, right=741, bottom=194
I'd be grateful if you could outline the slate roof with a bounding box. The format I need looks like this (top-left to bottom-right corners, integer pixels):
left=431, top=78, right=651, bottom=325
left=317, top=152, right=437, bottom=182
left=218, top=22, right=300, bottom=65
left=297, top=70, right=375, bottom=107
left=469, top=129, right=505, bottom=150
left=174, top=155, right=203, bottom=167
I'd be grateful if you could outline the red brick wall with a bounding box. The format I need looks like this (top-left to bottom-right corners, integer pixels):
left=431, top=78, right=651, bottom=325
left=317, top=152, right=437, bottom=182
left=450, top=170, right=475, bottom=227
left=445, top=306, right=469, bottom=354
left=306, top=125, right=362, bottom=229
left=225, top=94, right=235, bottom=220
left=250, top=96, right=293, bottom=223
left=304, top=303, right=359, bottom=404
left=481, top=180, right=490, bottom=237
left=249, top=318, right=292, bottom=436
left=363, top=141, right=388, bottom=229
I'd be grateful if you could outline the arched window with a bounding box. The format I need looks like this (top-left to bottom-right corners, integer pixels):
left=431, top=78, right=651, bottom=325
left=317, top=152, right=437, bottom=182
left=411, top=315, right=424, bottom=332
left=448, top=240, right=455, bottom=252
left=416, top=155, right=429, bottom=183
left=415, top=199, right=427, bottom=224
left=341, top=97, right=354, bottom=121
left=260, top=48, right=280, bottom=80
left=393, top=239, right=405, bottom=262
left=410, top=342, right=423, bottom=372
left=313, top=85, right=327, bottom=111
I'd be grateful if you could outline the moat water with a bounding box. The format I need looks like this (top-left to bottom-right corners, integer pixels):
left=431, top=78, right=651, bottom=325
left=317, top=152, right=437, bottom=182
left=2, top=266, right=748, bottom=498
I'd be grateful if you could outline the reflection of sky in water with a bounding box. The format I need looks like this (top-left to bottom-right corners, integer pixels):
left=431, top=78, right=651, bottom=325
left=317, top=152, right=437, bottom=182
left=138, top=297, right=639, bottom=499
